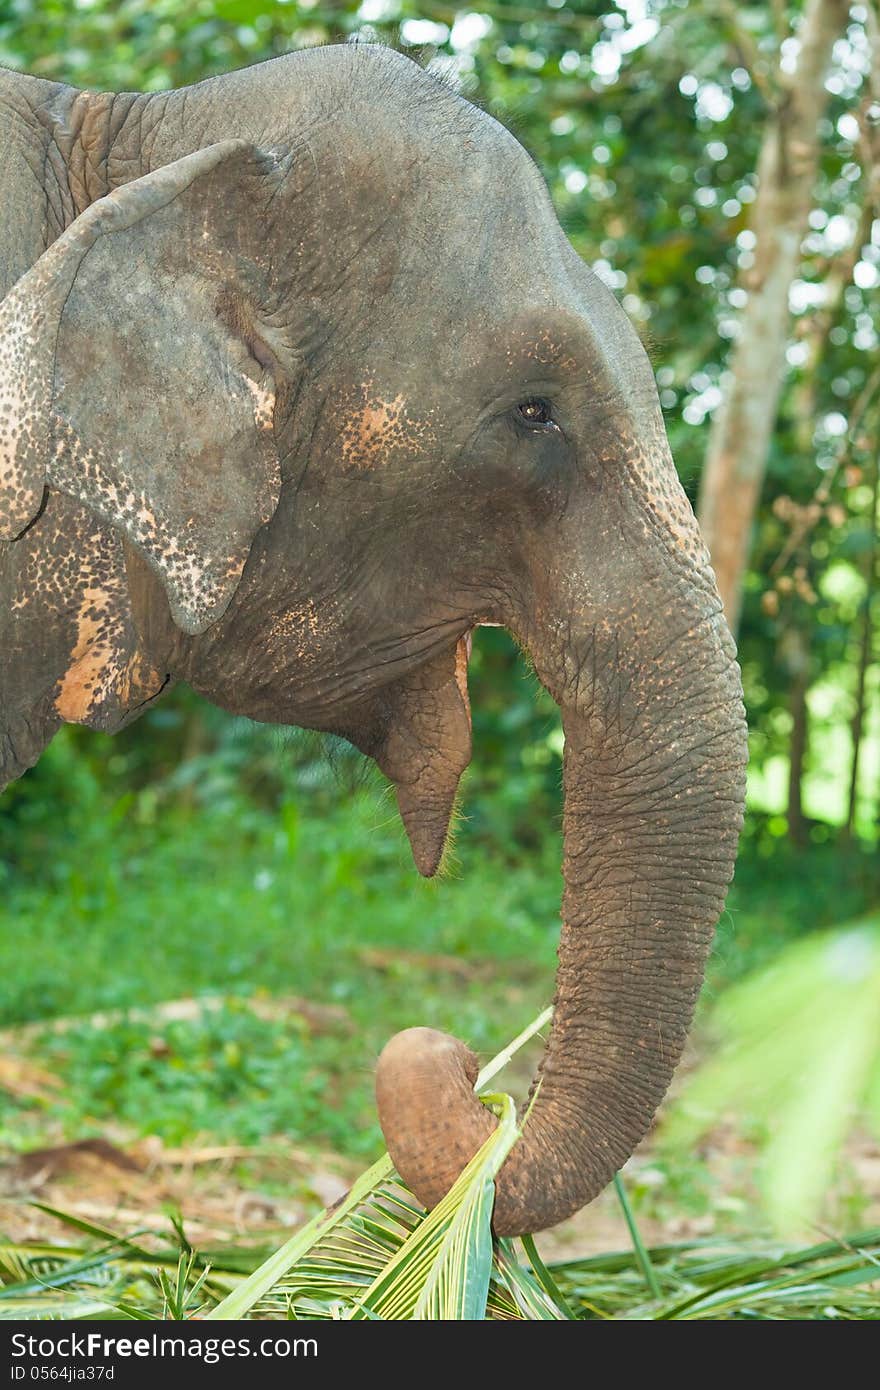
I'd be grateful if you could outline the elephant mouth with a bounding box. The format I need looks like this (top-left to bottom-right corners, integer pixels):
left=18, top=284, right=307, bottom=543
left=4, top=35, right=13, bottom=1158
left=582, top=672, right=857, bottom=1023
left=455, top=630, right=472, bottom=725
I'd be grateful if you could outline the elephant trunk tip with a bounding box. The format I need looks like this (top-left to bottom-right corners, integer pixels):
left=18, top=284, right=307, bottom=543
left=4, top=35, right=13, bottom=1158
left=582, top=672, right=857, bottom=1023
left=376, top=1026, right=498, bottom=1212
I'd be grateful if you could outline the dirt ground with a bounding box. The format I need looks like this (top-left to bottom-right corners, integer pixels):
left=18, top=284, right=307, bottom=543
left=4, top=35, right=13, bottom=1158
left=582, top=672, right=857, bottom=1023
left=2, top=1115, right=878, bottom=1264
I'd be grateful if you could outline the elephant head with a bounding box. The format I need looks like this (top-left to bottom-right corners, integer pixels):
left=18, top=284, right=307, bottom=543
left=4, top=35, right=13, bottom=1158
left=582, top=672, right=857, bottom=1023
left=0, top=47, right=747, bottom=1234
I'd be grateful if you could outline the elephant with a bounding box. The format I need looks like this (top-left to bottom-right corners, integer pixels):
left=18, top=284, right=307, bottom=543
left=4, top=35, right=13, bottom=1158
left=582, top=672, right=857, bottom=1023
left=0, top=42, right=747, bottom=1236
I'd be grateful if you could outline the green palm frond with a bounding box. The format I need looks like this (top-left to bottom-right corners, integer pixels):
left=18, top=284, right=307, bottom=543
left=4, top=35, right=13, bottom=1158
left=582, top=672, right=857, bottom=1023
left=2, top=1222, right=877, bottom=1320
left=550, top=1228, right=880, bottom=1319
left=355, top=1091, right=516, bottom=1320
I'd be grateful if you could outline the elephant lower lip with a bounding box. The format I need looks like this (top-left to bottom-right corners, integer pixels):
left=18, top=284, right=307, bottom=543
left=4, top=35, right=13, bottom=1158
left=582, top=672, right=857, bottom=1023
left=466, top=618, right=505, bottom=663
left=454, top=634, right=471, bottom=727
left=374, top=632, right=474, bottom=879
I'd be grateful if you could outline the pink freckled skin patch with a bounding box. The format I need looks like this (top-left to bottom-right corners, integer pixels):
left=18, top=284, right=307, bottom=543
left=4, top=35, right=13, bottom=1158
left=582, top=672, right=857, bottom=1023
left=46, top=528, right=165, bottom=728
left=335, top=383, right=436, bottom=472
left=244, top=377, right=276, bottom=435
left=341, top=390, right=406, bottom=468
left=0, top=279, right=52, bottom=537
left=1, top=489, right=165, bottom=759
left=55, top=586, right=119, bottom=722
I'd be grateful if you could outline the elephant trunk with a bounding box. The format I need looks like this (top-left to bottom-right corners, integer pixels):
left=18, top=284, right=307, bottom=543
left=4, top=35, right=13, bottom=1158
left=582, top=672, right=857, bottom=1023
left=376, top=579, right=747, bottom=1235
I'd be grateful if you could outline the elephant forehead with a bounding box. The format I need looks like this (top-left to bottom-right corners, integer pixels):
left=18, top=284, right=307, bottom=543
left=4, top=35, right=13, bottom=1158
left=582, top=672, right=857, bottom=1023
left=335, top=383, right=438, bottom=471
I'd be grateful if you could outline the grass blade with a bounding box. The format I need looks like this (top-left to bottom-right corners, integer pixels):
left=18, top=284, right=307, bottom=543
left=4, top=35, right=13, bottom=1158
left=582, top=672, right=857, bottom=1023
left=613, top=1173, right=662, bottom=1301
left=520, top=1233, right=575, bottom=1318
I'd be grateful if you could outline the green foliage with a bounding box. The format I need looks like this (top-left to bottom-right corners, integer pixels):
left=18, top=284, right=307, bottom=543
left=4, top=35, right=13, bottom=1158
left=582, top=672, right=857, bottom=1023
left=711, top=835, right=880, bottom=985
left=3, top=1215, right=879, bottom=1318
left=666, top=916, right=880, bottom=1235
left=10, top=1004, right=352, bottom=1150
left=0, top=0, right=363, bottom=91
left=5, top=1214, right=878, bottom=1319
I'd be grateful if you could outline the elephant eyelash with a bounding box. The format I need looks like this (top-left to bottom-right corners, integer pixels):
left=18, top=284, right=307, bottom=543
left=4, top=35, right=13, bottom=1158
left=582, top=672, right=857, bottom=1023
left=515, top=398, right=561, bottom=432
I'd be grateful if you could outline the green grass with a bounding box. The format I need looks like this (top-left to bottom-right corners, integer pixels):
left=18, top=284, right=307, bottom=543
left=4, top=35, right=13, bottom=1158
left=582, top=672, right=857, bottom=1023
left=0, top=781, right=559, bottom=1154
left=1, top=760, right=877, bottom=1162
left=0, top=772, right=560, bottom=1025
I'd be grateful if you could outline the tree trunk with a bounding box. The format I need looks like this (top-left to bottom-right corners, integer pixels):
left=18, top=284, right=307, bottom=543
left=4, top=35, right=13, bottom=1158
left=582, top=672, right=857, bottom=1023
left=783, top=626, right=811, bottom=847
left=697, top=0, right=851, bottom=633
left=847, top=440, right=879, bottom=837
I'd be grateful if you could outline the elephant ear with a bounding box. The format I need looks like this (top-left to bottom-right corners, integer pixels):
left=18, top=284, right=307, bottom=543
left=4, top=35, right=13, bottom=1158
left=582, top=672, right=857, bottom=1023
left=0, top=141, right=284, bottom=635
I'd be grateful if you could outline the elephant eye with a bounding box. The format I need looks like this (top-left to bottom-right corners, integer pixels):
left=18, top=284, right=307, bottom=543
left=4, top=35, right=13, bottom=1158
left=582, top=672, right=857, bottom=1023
left=517, top=398, right=558, bottom=430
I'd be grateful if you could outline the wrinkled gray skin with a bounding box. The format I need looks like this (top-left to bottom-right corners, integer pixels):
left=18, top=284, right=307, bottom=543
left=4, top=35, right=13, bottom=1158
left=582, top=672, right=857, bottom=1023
left=0, top=45, right=747, bottom=1234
